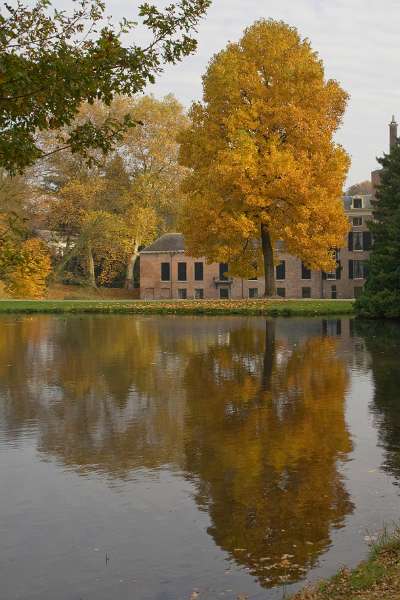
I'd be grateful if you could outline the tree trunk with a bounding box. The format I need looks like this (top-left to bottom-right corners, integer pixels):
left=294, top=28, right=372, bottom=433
left=125, top=247, right=139, bottom=290
left=87, top=243, right=96, bottom=288
left=261, top=319, right=276, bottom=393
left=261, top=222, right=276, bottom=297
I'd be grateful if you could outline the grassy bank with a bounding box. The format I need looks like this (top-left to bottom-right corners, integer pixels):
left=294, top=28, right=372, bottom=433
left=291, top=528, right=400, bottom=600
left=0, top=299, right=354, bottom=316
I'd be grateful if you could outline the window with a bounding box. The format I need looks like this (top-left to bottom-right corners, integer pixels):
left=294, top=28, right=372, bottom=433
left=363, top=231, right=372, bottom=251
left=249, top=288, right=259, bottom=298
left=354, top=286, right=363, bottom=298
left=349, top=260, right=366, bottom=279
left=219, top=263, right=229, bottom=281
left=276, top=260, right=286, bottom=280
left=302, top=287, right=311, bottom=298
left=301, top=262, right=311, bottom=279
left=194, top=262, right=204, bottom=281
left=352, top=217, right=363, bottom=226
left=353, top=197, right=362, bottom=209
left=219, top=287, right=229, bottom=299
left=354, top=261, right=364, bottom=279
left=331, top=285, right=337, bottom=299
left=178, top=288, right=187, bottom=299
left=326, top=270, right=337, bottom=280
left=349, top=232, right=372, bottom=251
left=277, top=287, right=286, bottom=298
left=353, top=231, right=363, bottom=251
left=177, top=262, right=187, bottom=281
left=161, top=262, right=170, bottom=281
left=194, top=288, right=204, bottom=299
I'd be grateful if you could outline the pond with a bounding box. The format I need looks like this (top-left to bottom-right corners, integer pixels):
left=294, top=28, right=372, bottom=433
left=1, top=315, right=400, bottom=600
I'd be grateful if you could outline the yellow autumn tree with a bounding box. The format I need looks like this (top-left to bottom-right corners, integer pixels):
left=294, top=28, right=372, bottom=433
left=179, top=19, right=350, bottom=296
left=0, top=171, right=52, bottom=298
left=1, top=238, right=51, bottom=298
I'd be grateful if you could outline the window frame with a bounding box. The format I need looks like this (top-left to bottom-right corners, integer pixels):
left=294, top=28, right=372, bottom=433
left=301, top=262, right=311, bottom=280
left=248, top=287, right=259, bottom=299
left=353, top=231, right=363, bottom=251
left=219, top=287, right=230, bottom=299
left=276, top=287, right=286, bottom=298
left=177, top=262, right=187, bottom=282
left=352, top=260, right=365, bottom=280
left=178, top=288, right=187, bottom=299
left=160, top=262, right=171, bottom=282
left=194, top=262, right=204, bottom=281
left=326, top=271, right=337, bottom=281
left=276, top=260, right=286, bottom=281
left=219, top=263, right=229, bottom=281
left=301, top=286, right=311, bottom=299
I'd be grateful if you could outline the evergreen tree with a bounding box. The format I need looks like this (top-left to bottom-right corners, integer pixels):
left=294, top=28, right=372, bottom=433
left=356, top=143, right=400, bottom=317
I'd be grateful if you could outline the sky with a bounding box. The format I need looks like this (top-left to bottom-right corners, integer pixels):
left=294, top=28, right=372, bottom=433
left=114, top=0, right=400, bottom=186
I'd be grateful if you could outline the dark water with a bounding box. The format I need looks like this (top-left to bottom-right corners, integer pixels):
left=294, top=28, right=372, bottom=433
left=1, top=315, right=400, bottom=600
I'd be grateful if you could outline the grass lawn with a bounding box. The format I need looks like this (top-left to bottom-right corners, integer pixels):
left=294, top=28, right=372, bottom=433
left=291, top=528, right=400, bottom=600
left=0, top=298, right=354, bottom=316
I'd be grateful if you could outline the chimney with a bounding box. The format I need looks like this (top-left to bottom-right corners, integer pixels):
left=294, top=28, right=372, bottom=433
left=390, top=115, right=398, bottom=150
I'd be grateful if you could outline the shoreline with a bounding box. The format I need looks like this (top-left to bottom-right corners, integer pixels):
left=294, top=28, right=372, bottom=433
left=290, top=528, right=400, bottom=599
left=0, top=299, right=354, bottom=316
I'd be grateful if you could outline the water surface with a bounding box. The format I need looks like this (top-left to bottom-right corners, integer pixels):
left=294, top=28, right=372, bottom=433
left=1, top=315, right=400, bottom=599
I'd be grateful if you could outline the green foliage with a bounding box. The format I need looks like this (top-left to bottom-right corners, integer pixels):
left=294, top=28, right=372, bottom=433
left=356, top=143, right=400, bottom=318
left=0, top=299, right=354, bottom=315
left=0, top=0, right=210, bottom=174
left=292, top=526, right=400, bottom=600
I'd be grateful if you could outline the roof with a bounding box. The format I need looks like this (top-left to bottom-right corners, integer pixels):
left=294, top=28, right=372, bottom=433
left=141, top=233, right=185, bottom=253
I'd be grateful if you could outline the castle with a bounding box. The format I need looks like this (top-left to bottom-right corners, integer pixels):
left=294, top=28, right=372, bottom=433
left=140, top=119, right=395, bottom=300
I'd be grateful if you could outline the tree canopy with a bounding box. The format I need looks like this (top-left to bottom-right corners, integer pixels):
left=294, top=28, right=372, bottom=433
left=179, top=19, right=350, bottom=296
left=42, top=94, right=187, bottom=289
left=0, top=0, right=210, bottom=173
left=356, top=143, right=400, bottom=317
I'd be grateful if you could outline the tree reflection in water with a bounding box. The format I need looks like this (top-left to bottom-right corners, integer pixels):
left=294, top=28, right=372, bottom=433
left=356, top=320, right=400, bottom=484
left=183, top=320, right=354, bottom=587
left=0, top=315, right=354, bottom=588
left=0, top=315, right=186, bottom=476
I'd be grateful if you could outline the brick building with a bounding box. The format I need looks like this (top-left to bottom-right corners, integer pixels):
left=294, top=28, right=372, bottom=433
left=140, top=117, right=396, bottom=301
left=140, top=194, right=372, bottom=300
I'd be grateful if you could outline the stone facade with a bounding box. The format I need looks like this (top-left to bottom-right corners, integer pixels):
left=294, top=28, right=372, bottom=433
left=140, top=196, right=373, bottom=300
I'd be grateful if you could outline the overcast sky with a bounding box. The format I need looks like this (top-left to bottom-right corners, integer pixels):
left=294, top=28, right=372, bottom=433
left=118, top=0, right=400, bottom=186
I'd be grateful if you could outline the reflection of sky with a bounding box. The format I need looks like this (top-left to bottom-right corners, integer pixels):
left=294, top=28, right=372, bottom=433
left=1, top=315, right=400, bottom=600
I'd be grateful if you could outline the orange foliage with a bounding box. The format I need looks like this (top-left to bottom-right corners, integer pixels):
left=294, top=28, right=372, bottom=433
left=3, top=238, right=51, bottom=298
